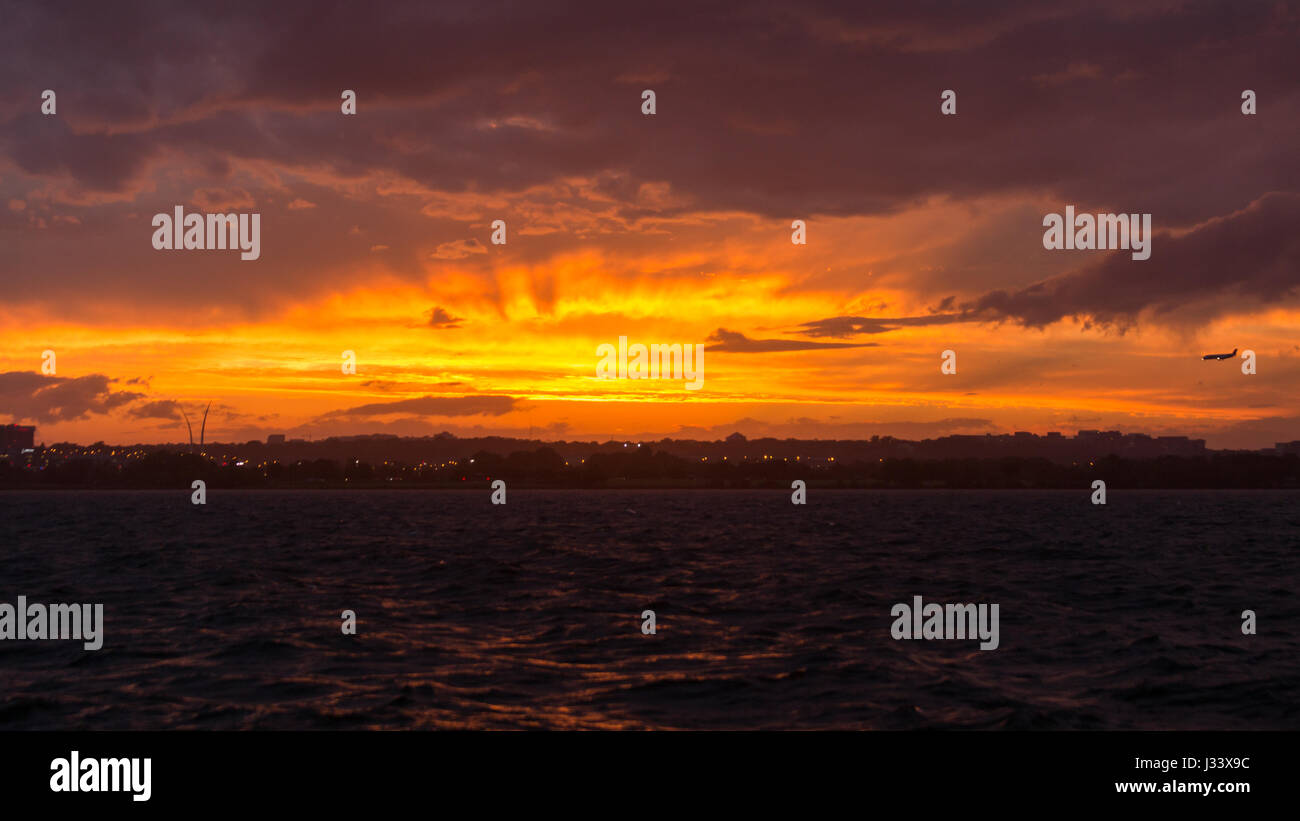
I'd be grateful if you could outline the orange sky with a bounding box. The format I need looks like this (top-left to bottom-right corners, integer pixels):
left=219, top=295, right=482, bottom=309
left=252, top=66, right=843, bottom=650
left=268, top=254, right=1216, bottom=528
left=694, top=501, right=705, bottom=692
left=2, top=3, right=1298, bottom=448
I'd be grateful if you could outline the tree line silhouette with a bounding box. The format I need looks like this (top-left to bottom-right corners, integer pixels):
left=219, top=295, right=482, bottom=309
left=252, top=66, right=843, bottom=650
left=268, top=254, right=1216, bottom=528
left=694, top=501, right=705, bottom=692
left=3, top=446, right=1298, bottom=489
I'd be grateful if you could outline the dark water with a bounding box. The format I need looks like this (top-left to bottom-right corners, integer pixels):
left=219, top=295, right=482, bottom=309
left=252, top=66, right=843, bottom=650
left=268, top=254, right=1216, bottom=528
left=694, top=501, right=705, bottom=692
left=1, top=489, right=1296, bottom=730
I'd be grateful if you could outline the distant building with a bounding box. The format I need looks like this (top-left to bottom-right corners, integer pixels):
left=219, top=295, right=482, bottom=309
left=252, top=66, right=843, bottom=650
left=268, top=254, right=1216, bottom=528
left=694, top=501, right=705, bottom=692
left=267, top=434, right=286, bottom=445
left=0, top=424, right=35, bottom=453
left=1277, top=441, right=1300, bottom=455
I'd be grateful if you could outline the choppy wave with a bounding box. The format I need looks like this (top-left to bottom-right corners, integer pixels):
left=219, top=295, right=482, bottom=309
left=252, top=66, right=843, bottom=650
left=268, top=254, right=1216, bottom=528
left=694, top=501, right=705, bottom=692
left=1, top=489, right=1296, bottom=729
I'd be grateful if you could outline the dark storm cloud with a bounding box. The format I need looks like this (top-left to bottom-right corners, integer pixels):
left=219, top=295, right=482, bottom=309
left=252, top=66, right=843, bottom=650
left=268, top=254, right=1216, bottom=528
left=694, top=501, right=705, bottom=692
left=126, top=399, right=183, bottom=420
left=959, top=192, right=1300, bottom=328
left=797, top=313, right=966, bottom=337
left=2, top=0, right=1298, bottom=325
left=706, top=328, right=877, bottom=352
left=0, top=371, right=144, bottom=423
left=319, top=394, right=522, bottom=419
left=424, top=306, right=466, bottom=329
left=2, top=0, right=1297, bottom=219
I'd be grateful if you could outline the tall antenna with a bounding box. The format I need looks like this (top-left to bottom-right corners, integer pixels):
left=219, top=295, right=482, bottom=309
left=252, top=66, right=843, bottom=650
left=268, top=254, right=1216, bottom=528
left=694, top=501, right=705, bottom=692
left=199, top=402, right=211, bottom=449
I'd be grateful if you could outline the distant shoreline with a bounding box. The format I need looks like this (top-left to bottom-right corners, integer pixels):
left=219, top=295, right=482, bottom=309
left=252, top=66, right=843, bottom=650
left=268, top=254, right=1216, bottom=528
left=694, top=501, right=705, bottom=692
left=3, top=485, right=1298, bottom=492
left=4, top=439, right=1299, bottom=491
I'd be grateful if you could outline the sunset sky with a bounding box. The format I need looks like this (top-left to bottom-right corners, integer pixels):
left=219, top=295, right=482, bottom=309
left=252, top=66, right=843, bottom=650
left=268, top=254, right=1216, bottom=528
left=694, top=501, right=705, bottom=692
left=2, top=1, right=1299, bottom=448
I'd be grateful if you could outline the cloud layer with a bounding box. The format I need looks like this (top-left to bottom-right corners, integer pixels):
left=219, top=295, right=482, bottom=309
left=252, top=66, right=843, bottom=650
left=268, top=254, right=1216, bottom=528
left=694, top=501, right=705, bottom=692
left=1, top=2, right=1297, bottom=448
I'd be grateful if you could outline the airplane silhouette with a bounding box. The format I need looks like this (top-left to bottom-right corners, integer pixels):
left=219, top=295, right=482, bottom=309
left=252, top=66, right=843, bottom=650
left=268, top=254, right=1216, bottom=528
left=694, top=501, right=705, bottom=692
left=1202, top=348, right=1237, bottom=360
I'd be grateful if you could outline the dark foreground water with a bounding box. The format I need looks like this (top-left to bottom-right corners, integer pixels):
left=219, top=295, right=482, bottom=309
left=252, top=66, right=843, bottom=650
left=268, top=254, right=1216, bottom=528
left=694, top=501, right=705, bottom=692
left=1, top=489, right=1296, bottom=730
